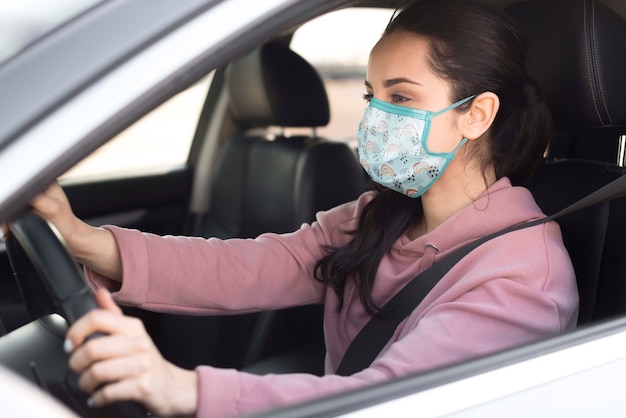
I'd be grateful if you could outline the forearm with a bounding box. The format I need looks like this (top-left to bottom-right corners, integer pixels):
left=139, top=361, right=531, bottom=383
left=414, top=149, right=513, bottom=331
left=65, top=222, right=122, bottom=282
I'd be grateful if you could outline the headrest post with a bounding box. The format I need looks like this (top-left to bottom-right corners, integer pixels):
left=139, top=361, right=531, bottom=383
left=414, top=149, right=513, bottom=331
left=617, top=135, right=626, bottom=167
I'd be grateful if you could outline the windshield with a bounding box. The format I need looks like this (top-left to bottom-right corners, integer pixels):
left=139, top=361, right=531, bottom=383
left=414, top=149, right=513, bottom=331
left=0, top=0, right=103, bottom=65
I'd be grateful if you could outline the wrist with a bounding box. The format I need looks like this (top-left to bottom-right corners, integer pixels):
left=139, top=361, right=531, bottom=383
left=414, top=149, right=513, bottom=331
left=61, top=221, right=98, bottom=261
left=168, top=367, right=198, bottom=416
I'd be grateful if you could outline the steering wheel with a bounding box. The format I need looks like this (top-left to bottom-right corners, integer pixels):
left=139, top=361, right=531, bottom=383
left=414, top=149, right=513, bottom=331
left=5, top=212, right=148, bottom=418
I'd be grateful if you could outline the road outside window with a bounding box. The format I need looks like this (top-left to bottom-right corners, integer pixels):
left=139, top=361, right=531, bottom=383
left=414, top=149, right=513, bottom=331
left=290, top=7, right=394, bottom=147
left=60, top=76, right=211, bottom=181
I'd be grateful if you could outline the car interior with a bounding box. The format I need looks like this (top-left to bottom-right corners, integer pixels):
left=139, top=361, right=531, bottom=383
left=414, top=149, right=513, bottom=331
left=154, top=0, right=626, bottom=372
left=153, top=39, right=369, bottom=373
left=1, top=0, right=626, bottom=415
left=512, top=0, right=626, bottom=324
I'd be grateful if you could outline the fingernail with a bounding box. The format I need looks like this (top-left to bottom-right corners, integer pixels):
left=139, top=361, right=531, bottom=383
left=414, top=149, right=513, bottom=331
left=63, top=339, right=74, bottom=354
left=86, top=397, right=94, bottom=408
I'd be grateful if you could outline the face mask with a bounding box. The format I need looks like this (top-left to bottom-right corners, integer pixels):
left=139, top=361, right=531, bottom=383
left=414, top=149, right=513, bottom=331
left=357, top=95, right=475, bottom=198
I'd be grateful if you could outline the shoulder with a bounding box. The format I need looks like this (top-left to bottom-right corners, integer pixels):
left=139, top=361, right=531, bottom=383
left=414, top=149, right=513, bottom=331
left=431, top=178, right=577, bottom=310
left=449, top=218, right=577, bottom=319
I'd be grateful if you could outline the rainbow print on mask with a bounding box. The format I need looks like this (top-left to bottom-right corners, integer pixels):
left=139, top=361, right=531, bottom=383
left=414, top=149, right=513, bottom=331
left=413, top=162, right=433, bottom=175
left=401, top=124, right=421, bottom=144
left=358, top=117, right=370, bottom=141
left=375, top=120, right=388, bottom=134
left=364, top=140, right=378, bottom=153
left=356, top=96, right=473, bottom=198
left=384, top=143, right=404, bottom=159
left=380, top=164, right=396, bottom=177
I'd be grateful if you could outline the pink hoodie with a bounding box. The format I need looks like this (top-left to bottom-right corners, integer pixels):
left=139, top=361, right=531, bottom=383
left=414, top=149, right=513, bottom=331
left=87, top=177, right=579, bottom=417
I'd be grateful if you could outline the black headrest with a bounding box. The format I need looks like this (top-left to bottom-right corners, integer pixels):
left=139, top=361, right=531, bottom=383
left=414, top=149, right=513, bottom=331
left=506, top=0, right=626, bottom=130
left=225, top=41, right=330, bottom=128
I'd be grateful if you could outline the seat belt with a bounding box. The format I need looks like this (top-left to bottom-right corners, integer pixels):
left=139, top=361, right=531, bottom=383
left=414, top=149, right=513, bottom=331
left=335, top=172, right=626, bottom=376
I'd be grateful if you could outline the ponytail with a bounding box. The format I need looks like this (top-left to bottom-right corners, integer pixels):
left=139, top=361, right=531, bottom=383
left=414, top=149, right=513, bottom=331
left=489, top=78, right=555, bottom=185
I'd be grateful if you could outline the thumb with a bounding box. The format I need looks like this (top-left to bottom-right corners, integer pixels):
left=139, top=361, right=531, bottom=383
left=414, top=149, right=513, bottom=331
left=94, top=288, right=122, bottom=315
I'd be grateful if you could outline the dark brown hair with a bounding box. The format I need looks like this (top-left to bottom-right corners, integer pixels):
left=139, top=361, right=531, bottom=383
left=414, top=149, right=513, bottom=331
left=315, top=0, right=554, bottom=315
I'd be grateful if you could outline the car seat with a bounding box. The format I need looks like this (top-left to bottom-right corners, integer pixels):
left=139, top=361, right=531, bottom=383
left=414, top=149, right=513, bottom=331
left=155, top=41, right=368, bottom=372
left=506, top=0, right=626, bottom=324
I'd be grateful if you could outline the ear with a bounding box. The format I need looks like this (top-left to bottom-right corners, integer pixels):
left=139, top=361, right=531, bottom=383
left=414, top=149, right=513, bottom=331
left=461, top=92, right=500, bottom=140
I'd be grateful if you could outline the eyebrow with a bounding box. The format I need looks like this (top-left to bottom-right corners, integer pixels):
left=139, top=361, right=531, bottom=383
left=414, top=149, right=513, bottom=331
left=364, top=78, right=423, bottom=88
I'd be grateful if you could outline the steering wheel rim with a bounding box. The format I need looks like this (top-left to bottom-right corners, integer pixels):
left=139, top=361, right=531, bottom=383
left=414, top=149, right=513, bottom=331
left=7, top=212, right=98, bottom=324
left=6, top=212, right=148, bottom=418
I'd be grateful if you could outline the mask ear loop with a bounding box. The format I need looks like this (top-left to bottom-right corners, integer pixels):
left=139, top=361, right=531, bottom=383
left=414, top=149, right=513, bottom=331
left=431, top=95, right=476, bottom=118
left=422, top=95, right=475, bottom=157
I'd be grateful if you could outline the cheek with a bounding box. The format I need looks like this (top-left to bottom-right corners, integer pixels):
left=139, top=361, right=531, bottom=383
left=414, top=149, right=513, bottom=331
left=424, top=114, right=463, bottom=154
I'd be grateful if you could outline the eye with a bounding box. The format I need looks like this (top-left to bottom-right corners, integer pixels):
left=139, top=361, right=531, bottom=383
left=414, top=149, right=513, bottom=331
left=390, top=94, right=410, bottom=104
left=362, top=93, right=373, bottom=102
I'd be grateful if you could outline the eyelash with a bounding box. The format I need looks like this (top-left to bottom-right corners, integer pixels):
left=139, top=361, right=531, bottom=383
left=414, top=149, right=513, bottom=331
left=362, top=93, right=410, bottom=104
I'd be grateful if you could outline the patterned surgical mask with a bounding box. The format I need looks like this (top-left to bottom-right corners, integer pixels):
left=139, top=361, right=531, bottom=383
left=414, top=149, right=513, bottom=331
left=357, top=96, right=474, bottom=198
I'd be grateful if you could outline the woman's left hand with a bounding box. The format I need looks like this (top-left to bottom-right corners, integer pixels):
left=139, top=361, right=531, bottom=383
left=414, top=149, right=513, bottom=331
left=65, top=289, right=198, bottom=416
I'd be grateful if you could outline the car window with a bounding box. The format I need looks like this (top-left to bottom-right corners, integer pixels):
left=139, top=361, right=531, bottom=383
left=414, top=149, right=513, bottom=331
left=290, top=7, right=394, bottom=148
left=61, top=7, right=391, bottom=183
left=60, top=75, right=212, bottom=181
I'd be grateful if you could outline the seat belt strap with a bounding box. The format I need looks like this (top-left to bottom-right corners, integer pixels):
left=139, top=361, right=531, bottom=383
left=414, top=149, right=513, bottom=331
left=335, top=173, right=626, bottom=376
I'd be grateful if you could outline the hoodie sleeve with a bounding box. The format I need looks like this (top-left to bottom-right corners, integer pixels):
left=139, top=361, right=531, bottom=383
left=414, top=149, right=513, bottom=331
left=84, top=193, right=371, bottom=314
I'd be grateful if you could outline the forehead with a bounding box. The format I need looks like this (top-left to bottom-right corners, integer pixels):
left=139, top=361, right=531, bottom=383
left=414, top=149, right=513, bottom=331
left=366, top=31, right=438, bottom=82
left=370, top=30, right=430, bottom=61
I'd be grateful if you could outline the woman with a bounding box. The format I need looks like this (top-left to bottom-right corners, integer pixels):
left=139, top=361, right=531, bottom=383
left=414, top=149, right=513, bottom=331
left=32, top=0, right=579, bottom=416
